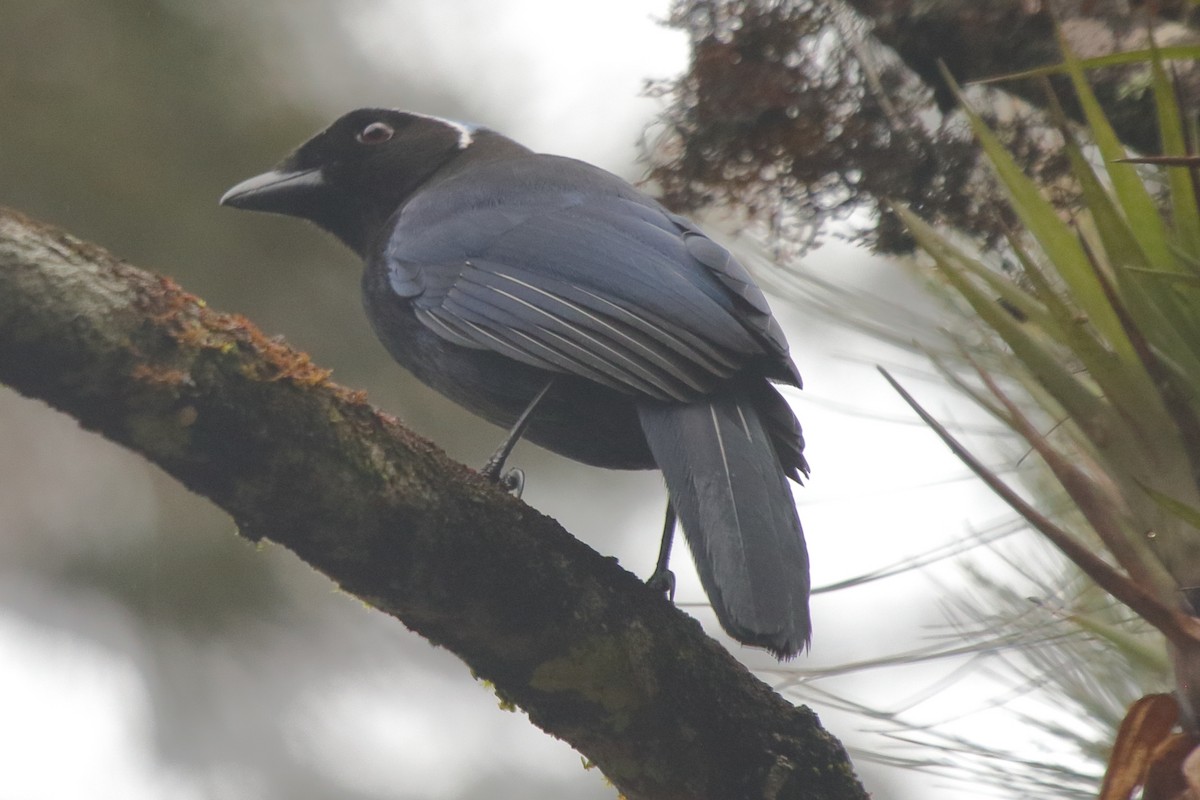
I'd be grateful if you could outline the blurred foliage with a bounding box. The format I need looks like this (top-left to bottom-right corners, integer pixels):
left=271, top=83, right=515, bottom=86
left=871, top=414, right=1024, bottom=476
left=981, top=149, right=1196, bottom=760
left=1, top=0, right=300, bottom=637
left=0, top=2, right=359, bottom=793
left=642, top=7, right=1200, bottom=790
left=1, top=0, right=376, bottom=361
left=0, top=3, right=616, bottom=798
left=645, top=0, right=1200, bottom=255
left=881, top=40, right=1200, bottom=795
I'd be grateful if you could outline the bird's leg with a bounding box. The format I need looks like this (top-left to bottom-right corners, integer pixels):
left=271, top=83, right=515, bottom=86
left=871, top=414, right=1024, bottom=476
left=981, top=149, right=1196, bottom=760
left=647, top=502, right=677, bottom=600
left=480, top=378, right=555, bottom=496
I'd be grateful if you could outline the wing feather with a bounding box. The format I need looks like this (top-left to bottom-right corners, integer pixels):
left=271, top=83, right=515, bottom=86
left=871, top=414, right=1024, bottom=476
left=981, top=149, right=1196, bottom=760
left=384, top=154, right=801, bottom=400
left=444, top=271, right=684, bottom=399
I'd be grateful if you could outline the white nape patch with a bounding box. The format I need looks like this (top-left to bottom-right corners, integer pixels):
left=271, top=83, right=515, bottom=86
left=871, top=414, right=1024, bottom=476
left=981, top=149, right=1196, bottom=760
left=404, top=110, right=476, bottom=149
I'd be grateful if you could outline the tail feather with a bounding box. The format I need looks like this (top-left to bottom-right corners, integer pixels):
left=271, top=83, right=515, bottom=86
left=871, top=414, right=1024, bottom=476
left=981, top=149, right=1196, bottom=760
left=749, top=379, right=809, bottom=483
left=638, top=385, right=810, bottom=657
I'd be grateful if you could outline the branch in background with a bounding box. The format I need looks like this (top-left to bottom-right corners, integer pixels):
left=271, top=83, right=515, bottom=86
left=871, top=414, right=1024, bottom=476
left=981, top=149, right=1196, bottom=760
left=0, top=206, right=867, bottom=800
left=843, top=0, right=1200, bottom=152
left=649, top=0, right=1200, bottom=254
left=878, top=366, right=1200, bottom=649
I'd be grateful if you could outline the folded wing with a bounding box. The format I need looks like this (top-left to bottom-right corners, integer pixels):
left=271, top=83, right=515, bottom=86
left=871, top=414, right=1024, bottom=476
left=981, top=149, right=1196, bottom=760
left=382, top=155, right=800, bottom=404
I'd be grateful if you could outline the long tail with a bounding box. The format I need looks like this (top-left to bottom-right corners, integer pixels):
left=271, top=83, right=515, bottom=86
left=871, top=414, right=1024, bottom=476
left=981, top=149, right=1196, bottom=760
left=638, top=385, right=810, bottom=658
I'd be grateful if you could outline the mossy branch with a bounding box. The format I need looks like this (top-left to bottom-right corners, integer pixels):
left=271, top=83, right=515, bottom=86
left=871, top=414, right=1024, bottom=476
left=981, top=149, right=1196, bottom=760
left=0, top=206, right=865, bottom=800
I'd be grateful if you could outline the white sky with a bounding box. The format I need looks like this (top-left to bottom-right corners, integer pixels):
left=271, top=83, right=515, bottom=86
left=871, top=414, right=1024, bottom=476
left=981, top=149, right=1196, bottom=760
left=348, top=0, right=689, bottom=168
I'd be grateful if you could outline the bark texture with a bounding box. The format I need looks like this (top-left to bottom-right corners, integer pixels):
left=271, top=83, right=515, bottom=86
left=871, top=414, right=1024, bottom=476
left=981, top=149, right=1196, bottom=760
left=0, top=206, right=867, bottom=800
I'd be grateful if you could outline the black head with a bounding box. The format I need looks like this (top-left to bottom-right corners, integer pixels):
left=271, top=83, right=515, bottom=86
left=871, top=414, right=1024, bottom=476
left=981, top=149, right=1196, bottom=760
left=221, top=109, right=484, bottom=255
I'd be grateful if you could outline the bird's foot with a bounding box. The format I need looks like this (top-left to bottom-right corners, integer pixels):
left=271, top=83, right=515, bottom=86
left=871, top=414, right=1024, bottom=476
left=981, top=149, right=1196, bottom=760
left=479, top=452, right=504, bottom=483
left=646, top=567, right=676, bottom=601
left=478, top=379, right=552, bottom=496
left=499, top=467, right=525, bottom=498
left=481, top=457, right=526, bottom=498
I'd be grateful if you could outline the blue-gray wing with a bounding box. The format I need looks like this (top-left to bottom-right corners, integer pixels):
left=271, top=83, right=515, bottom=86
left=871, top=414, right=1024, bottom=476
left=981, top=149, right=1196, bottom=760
left=380, top=155, right=800, bottom=403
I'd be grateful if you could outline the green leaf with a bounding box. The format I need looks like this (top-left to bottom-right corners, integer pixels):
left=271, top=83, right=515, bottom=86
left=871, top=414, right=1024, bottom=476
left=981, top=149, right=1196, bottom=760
left=1125, top=268, right=1200, bottom=287
left=971, top=45, right=1200, bottom=84
left=1149, top=44, right=1200, bottom=259
left=902, top=210, right=1054, bottom=329
left=1003, top=229, right=1158, bottom=432
left=1139, top=483, right=1200, bottom=532
left=1053, top=118, right=1200, bottom=390
left=939, top=65, right=1139, bottom=369
left=1057, top=31, right=1174, bottom=271
left=897, top=205, right=1111, bottom=430
left=1064, top=612, right=1170, bottom=674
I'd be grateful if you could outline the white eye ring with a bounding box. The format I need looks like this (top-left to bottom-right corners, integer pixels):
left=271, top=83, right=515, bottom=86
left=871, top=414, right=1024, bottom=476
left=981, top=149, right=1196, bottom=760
left=356, top=121, right=394, bottom=145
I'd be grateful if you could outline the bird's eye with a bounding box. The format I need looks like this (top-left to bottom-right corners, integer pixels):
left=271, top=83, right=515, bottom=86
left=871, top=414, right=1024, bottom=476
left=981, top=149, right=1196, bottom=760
left=356, top=122, right=394, bottom=145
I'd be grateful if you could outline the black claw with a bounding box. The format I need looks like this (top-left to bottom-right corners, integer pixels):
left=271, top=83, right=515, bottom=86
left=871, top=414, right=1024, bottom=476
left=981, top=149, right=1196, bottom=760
left=499, top=467, right=525, bottom=497
left=479, top=379, right=553, bottom=487
left=647, top=567, right=676, bottom=601
left=648, top=502, right=678, bottom=600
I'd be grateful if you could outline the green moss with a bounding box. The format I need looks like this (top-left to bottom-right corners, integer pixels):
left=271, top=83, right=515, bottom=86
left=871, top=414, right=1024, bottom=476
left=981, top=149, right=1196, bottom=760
left=530, top=634, right=650, bottom=733
left=125, top=408, right=193, bottom=459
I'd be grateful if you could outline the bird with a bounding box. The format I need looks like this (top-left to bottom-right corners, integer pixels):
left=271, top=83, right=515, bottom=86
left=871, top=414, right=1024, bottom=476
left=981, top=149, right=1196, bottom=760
left=221, top=108, right=811, bottom=657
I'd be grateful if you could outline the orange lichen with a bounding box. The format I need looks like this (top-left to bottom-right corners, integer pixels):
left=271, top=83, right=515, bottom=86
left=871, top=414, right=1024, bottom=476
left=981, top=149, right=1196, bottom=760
left=129, top=363, right=192, bottom=388
left=207, top=314, right=334, bottom=387
left=134, top=274, right=336, bottom=390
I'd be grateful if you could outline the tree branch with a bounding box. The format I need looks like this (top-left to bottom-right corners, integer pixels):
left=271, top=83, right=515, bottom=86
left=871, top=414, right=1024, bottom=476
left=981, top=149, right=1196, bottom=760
left=842, top=0, right=1200, bottom=154
left=0, top=206, right=866, bottom=800
left=650, top=0, right=1200, bottom=254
